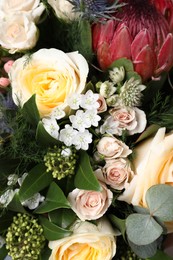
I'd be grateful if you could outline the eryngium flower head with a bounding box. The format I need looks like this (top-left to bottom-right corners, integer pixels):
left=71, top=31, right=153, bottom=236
left=6, top=213, right=45, bottom=260
left=92, top=0, right=173, bottom=82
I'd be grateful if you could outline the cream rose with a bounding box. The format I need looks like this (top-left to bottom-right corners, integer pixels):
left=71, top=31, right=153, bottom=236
left=109, top=107, right=147, bottom=135
left=95, top=158, right=134, bottom=190
left=10, top=48, right=89, bottom=117
left=0, top=0, right=45, bottom=23
left=67, top=181, right=113, bottom=221
left=48, top=0, right=80, bottom=21
left=48, top=218, right=116, bottom=260
left=118, top=127, right=173, bottom=232
left=0, top=14, right=39, bottom=54
left=96, top=136, right=132, bottom=160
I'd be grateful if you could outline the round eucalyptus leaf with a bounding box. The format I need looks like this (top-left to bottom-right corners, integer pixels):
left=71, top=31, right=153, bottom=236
left=128, top=238, right=158, bottom=259
left=146, top=184, right=173, bottom=222
left=126, top=213, right=163, bottom=246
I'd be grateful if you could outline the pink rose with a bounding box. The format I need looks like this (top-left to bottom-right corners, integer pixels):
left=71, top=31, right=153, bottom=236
left=4, top=60, right=14, bottom=74
left=96, top=136, right=132, bottom=160
left=0, top=77, right=10, bottom=88
left=67, top=181, right=113, bottom=221
left=97, top=95, right=107, bottom=113
left=109, top=107, right=147, bottom=135
left=95, top=158, right=134, bottom=190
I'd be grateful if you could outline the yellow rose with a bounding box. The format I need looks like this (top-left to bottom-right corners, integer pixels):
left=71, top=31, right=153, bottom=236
left=118, top=127, right=173, bottom=232
left=10, top=48, right=89, bottom=117
left=48, top=219, right=116, bottom=260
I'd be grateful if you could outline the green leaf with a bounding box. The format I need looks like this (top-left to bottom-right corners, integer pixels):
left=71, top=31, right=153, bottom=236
left=126, top=213, right=163, bottom=245
left=39, top=248, right=51, bottom=260
left=39, top=216, right=72, bottom=241
left=0, top=246, right=8, bottom=260
left=22, top=94, right=40, bottom=125
left=135, top=124, right=160, bottom=143
left=74, top=150, right=101, bottom=191
left=146, top=184, right=173, bottom=222
left=19, top=163, right=53, bottom=202
left=128, top=239, right=158, bottom=259
left=149, top=250, right=173, bottom=260
left=49, top=209, right=77, bottom=228
left=108, top=214, right=126, bottom=239
left=0, top=211, right=15, bottom=233
left=34, top=182, right=70, bottom=214
left=7, top=193, right=27, bottom=213
left=36, top=121, right=59, bottom=147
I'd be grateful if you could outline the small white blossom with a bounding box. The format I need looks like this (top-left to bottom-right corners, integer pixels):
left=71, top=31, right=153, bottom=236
left=51, top=107, right=66, bottom=120
left=59, top=125, right=78, bottom=146
left=67, top=93, right=82, bottom=110
left=85, top=109, right=101, bottom=127
left=18, top=172, right=28, bottom=186
left=0, top=189, right=15, bottom=207
left=42, top=117, right=59, bottom=139
left=80, top=90, right=99, bottom=110
left=22, top=193, right=45, bottom=210
left=0, top=236, right=5, bottom=248
left=109, top=66, right=125, bottom=84
left=100, top=116, right=119, bottom=135
left=73, top=130, right=92, bottom=150
left=7, top=174, right=18, bottom=186
left=61, top=148, right=72, bottom=157
left=69, top=110, right=90, bottom=132
left=99, top=81, right=116, bottom=98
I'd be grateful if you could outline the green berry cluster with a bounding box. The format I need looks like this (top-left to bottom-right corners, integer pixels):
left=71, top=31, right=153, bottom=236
left=44, top=145, right=78, bottom=180
left=6, top=213, right=45, bottom=260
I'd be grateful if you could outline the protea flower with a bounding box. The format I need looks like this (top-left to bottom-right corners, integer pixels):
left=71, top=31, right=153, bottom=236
left=150, top=0, right=173, bottom=33
left=92, top=0, right=173, bottom=82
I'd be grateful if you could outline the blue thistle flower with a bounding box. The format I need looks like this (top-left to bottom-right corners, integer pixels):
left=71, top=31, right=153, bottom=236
left=68, top=0, right=125, bottom=20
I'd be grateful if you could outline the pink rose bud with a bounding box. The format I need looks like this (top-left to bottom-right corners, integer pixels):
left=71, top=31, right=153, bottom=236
left=0, top=77, right=10, bottom=88
left=4, top=60, right=14, bottom=74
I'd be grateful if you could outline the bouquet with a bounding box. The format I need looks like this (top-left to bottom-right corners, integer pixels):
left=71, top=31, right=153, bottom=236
left=0, top=0, right=173, bottom=259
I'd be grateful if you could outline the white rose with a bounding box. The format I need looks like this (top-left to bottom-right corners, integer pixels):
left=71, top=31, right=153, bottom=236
left=0, top=0, right=45, bottom=23
left=118, top=127, right=173, bottom=232
left=109, top=107, right=147, bottom=135
left=0, top=14, right=39, bottom=54
left=10, top=48, right=89, bottom=117
left=96, top=136, right=132, bottom=160
left=67, top=181, right=113, bottom=221
left=48, top=0, right=80, bottom=21
left=49, top=218, right=116, bottom=260
left=95, top=158, right=134, bottom=190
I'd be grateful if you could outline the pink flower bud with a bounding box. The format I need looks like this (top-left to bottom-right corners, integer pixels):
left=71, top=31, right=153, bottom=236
left=0, top=77, right=10, bottom=88
left=4, top=60, right=14, bottom=74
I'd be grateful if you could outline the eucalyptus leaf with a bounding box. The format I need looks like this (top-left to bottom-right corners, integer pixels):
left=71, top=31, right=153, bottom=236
left=126, top=213, right=163, bottom=245
left=7, top=193, right=27, bottom=213
left=19, top=163, right=53, bottom=202
left=22, top=94, right=40, bottom=125
left=108, top=214, right=126, bottom=239
left=74, top=150, right=101, bottom=191
left=39, top=216, right=72, bottom=241
left=128, top=238, right=158, bottom=259
left=49, top=209, right=77, bottom=229
left=36, top=121, right=59, bottom=147
left=133, top=205, right=150, bottom=215
left=34, top=182, right=70, bottom=214
left=146, top=184, right=173, bottom=222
